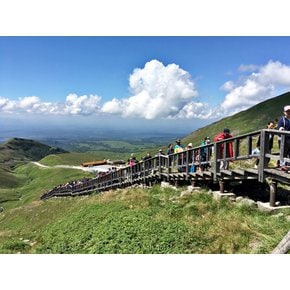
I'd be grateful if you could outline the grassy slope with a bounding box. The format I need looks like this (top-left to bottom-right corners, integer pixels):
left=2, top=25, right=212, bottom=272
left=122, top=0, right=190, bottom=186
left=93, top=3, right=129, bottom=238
left=0, top=138, right=71, bottom=207
left=15, top=163, right=93, bottom=207
left=182, top=91, right=290, bottom=147
left=0, top=137, right=67, bottom=166
left=1, top=92, right=290, bottom=253
left=0, top=163, right=94, bottom=210
left=0, top=186, right=289, bottom=254
left=40, top=152, right=106, bottom=166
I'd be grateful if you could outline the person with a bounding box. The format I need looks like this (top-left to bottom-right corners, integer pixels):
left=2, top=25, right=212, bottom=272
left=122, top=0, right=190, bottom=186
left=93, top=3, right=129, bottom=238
left=186, top=142, right=193, bottom=150
left=156, top=149, right=166, bottom=156
left=174, top=139, right=185, bottom=153
left=200, top=136, right=212, bottom=171
left=214, top=128, right=233, bottom=170
left=155, top=149, right=167, bottom=167
left=277, top=105, right=290, bottom=168
left=167, top=143, right=174, bottom=167
left=174, top=139, right=185, bottom=172
left=185, top=142, right=193, bottom=163
left=143, top=152, right=152, bottom=170
left=167, top=143, right=174, bottom=155
left=255, top=121, right=275, bottom=168
left=127, top=157, right=136, bottom=167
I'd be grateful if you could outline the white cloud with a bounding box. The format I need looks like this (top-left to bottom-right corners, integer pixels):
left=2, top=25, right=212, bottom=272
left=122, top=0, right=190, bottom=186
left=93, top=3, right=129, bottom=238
left=220, top=81, right=235, bottom=92
left=0, top=94, right=102, bottom=115
left=175, top=101, right=212, bottom=119
left=1, top=60, right=202, bottom=120
left=218, top=60, right=290, bottom=115
left=18, top=96, right=41, bottom=112
left=258, top=60, right=290, bottom=85
left=63, top=94, right=101, bottom=115
left=101, top=98, right=123, bottom=114
left=101, top=59, right=199, bottom=119
left=2, top=59, right=290, bottom=122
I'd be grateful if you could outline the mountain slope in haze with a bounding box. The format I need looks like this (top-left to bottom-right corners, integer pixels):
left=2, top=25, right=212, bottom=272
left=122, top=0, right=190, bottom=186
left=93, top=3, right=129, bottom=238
left=183, top=91, right=290, bottom=147
left=0, top=138, right=68, bottom=169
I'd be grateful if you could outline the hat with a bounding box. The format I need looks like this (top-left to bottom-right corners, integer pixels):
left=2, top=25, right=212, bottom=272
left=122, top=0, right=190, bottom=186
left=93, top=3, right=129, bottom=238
left=205, top=136, right=210, bottom=140
left=176, top=139, right=181, bottom=143
left=159, top=149, right=163, bottom=152
left=223, top=128, right=230, bottom=134
left=187, top=143, right=192, bottom=147
left=284, top=105, right=290, bottom=111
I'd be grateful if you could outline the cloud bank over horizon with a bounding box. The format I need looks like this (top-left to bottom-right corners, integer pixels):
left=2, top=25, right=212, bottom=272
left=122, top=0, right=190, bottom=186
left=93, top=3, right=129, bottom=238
left=220, top=60, right=290, bottom=115
left=1, top=59, right=290, bottom=121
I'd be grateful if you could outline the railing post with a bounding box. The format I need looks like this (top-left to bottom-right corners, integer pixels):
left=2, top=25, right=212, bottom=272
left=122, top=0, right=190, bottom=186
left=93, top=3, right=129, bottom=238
left=247, top=136, right=252, bottom=157
left=280, top=134, right=286, bottom=166
left=234, top=139, right=239, bottom=159
left=258, top=130, right=269, bottom=182
left=186, top=149, right=189, bottom=180
left=213, top=142, right=219, bottom=181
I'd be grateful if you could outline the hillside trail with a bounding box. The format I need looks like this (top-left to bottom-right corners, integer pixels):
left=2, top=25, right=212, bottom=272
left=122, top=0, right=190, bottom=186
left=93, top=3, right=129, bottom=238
left=31, top=162, right=95, bottom=172
left=31, top=162, right=113, bottom=172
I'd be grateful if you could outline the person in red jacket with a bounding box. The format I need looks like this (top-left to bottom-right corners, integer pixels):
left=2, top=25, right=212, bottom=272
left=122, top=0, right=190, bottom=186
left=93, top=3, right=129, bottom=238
left=214, top=128, right=233, bottom=170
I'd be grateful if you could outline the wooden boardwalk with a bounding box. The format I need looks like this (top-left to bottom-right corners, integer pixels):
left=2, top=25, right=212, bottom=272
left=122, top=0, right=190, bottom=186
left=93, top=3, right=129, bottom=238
left=41, top=129, right=290, bottom=206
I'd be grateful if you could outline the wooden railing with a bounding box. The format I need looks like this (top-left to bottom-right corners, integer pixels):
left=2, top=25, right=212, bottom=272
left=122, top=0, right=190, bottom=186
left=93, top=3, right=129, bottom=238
left=41, top=129, right=290, bottom=200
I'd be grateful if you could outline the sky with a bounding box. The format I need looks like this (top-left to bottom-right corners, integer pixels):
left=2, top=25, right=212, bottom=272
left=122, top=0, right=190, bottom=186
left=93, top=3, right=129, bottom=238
left=1, top=36, right=290, bottom=136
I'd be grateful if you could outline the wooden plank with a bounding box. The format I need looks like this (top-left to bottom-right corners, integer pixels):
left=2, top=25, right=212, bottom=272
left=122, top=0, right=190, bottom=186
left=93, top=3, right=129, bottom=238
left=220, top=169, right=233, bottom=176
left=202, top=171, right=213, bottom=177
left=231, top=169, right=245, bottom=175
left=264, top=168, right=290, bottom=178
left=195, top=171, right=205, bottom=177
left=244, top=168, right=258, bottom=175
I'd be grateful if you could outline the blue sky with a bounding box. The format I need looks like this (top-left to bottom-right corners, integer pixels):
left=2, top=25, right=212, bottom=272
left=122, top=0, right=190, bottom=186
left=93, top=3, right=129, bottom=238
left=1, top=36, right=290, bottom=136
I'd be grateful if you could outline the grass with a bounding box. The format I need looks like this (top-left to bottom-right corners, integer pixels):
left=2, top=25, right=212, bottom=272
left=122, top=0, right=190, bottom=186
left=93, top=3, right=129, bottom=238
left=1, top=185, right=289, bottom=254
left=1, top=92, right=290, bottom=254
left=0, top=163, right=94, bottom=210
left=40, top=152, right=106, bottom=166
left=182, top=91, right=290, bottom=148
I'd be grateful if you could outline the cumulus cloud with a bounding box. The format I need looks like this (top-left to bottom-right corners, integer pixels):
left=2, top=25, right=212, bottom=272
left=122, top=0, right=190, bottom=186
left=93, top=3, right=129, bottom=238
left=0, top=60, right=202, bottom=120
left=0, top=94, right=102, bottom=115
left=220, top=81, right=235, bottom=92
left=175, top=101, right=212, bottom=119
left=2, top=59, right=290, bottom=122
left=218, top=60, right=290, bottom=115
left=63, top=94, right=101, bottom=115
left=101, top=59, right=199, bottom=119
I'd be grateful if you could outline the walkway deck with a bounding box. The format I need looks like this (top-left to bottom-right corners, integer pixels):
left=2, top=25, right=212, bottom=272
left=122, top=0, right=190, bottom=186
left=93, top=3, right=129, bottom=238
left=41, top=129, right=290, bottom=206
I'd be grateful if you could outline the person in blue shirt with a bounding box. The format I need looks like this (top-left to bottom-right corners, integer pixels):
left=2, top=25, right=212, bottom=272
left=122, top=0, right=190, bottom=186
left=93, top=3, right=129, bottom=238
left=277, top=105, right=290, bottom=167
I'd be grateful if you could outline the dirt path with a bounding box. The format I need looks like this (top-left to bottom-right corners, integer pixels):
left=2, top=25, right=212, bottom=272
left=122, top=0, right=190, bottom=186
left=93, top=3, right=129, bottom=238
left=31, top=162, right=95, bottom=172
left=31, top=162, right=113, bottom=172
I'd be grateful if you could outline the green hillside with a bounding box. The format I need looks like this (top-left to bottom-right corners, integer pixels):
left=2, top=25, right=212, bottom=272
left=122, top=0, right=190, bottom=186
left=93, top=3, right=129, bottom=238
left=0, top=137, right=68, bottom=169
left=182, top=91, right=290, bottom=147
left=0, top=138, right=70, bottom=207
left=0, top=92, right=290, bottom=253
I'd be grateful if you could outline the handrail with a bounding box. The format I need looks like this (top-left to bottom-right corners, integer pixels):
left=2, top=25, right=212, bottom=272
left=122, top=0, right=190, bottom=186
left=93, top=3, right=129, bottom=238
left=41, top=129, right=290, bottom=200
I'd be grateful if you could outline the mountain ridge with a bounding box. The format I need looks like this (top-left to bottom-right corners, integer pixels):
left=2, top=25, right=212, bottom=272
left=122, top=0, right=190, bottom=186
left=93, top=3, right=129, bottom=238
left=0, top=137, right=68, bottom=169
